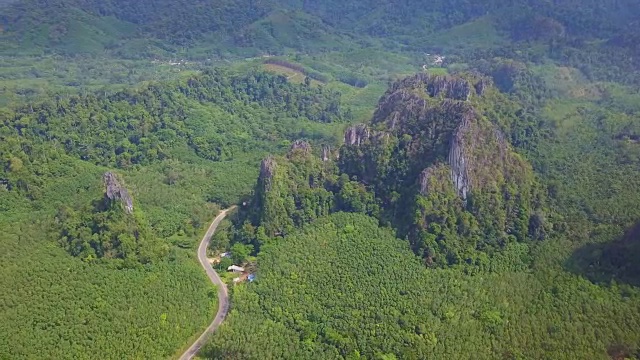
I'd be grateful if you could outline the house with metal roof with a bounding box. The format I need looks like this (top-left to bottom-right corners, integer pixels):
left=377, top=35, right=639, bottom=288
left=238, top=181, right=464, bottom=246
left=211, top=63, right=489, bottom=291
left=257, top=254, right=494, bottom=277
left=227, top=265, right=245, bottom=273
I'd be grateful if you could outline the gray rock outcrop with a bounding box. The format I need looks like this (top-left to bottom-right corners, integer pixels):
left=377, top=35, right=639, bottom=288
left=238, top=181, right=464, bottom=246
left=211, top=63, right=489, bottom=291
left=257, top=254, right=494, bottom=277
left=259, top=156, right=277, bottom=191
left=344, top=124, right=371, bottom=146
left=448, top=116, right=473, bottom=201
left=322, top=144, right=331, bottom=161
left=103, top=172, right=133, bottom=214
left=426, top=75, right=471, bottom=101
left=419, top=167, right=436, bottom=195
left=289, top=140, right=312, bottom=155
left=474, top=79, right=489, bottom=96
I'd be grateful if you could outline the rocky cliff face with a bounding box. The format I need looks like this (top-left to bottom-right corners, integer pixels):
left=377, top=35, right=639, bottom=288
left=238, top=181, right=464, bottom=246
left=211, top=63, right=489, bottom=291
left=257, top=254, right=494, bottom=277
left=474, top=78, right=489, bottom=96
left=425, top=75, right=472, bottom=100
left=352, top=72, right=527, bottom=202
left=448, top=115, right=473, bottom=200
left=245, top=72, right=543, bottom=267
left=103, top=172, right=133, bottom=214
left=259, top=156, right=277, bottom=192
left=370, top=74, right=479, bottom=141
left=321, top=144, right=332, bottom=161
left=357, top=73, right=491, bottom=200
left=419, top=166, right=452, bottom=196
left=338, top=72, right=542, bottom=265
left=250, top=147, right=333, bottom=238
left=380, top=73, right=475, bottom=105
left=344, top=124, right=371, bottom=146
left=289, top=140, right=312, bottom=156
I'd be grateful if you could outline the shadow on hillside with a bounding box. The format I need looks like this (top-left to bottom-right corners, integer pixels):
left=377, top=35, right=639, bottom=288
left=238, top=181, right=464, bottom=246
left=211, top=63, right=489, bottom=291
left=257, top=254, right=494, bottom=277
left=565, top=223, right=640, bottom=287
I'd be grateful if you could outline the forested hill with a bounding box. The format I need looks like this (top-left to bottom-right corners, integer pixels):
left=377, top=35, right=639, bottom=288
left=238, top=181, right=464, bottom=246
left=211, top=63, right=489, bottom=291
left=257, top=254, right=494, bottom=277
left=0, top=0, right=349, bottom=56
left=291, top=0, right=639, bottom=39
left=232, top=72, right=550, bottom=269
left=0, top=69, right=348, bottom=205
left=205, top=61, right=640, bottom=360
left=0, top=66, right=355, bottom=358
left=2, top=0, right=640, bottom=358
left=2, top=0, right=640, bottom=60
left=1, top=67, right=349, bottom=264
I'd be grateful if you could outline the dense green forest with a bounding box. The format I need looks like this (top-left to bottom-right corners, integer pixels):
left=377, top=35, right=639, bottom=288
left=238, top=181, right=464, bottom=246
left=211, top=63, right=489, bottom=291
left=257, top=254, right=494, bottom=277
left=0, top=65, right=350, bottom=358
left=188, top=59, right=640, bottom=359
left=1, top=0, right=640, bottom=359
left=232, top=73, right=550, bottom=269
left=205, top=49, right=640, bottom=360
left=1, top=69, right=347, bottom=201
left=0, top=211, right=218, bottom=359
left=2, top=0, right=640, bottom=87
left=204, top=212, right=640, bottom=359
left=3, top=0, right=639, bottom=56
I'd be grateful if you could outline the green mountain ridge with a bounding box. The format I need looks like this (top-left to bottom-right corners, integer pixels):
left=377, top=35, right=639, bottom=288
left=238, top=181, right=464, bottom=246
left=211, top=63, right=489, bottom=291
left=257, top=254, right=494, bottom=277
left=0, top=67, right=350, bottom=358
left=211, top=64, right=640, bottom=357
left=1, top=0, right=640, bottom=359
left=2, top=0, right=640, bottom=62
left=237, top=72, right=549, bottom=268
left=340, top=73, right=548, bottom=266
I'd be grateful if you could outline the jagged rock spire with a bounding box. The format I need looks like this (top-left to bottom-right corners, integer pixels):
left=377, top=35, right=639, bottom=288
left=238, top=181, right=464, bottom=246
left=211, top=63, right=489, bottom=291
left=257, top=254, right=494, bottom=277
left=344, top=124, right=370, bottom=146
left=103, top=172, right=133, bottom=214
left=259, top=156, right=277, bottom=191
left=289, top=140, right=312, bottom=156
left=321, top=144, right=331, bottom=161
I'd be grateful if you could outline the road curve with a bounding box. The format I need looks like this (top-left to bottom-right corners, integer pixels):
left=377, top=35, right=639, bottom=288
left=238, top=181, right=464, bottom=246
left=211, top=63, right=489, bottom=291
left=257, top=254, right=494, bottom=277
left=180, top=206, right=236, bottom=360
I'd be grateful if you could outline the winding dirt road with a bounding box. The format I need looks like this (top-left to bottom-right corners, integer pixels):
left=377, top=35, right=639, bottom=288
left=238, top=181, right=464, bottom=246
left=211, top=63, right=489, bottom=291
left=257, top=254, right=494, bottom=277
left=179, top=207, right=235, bottom=360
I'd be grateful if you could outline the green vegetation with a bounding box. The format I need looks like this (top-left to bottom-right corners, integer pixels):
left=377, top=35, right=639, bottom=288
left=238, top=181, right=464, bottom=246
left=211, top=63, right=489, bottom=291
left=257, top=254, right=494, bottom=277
left=236, top=74, right=549, bottom=268
left=0, top=56, right=206, bottom=107
left=208, top=67, right=640, bottom=358
left=1, top=0, right=640, bottom=359
left=55, top=172, right=166, bottom=263
left=3, top=0, right=639, bottom=89
left=0, top=64, right=349, bottom=358
left=0, top=189, right=218, bottom=359
left=204, top=213, right=640, bottom=359
left=1, top=69, right=348, bottom=199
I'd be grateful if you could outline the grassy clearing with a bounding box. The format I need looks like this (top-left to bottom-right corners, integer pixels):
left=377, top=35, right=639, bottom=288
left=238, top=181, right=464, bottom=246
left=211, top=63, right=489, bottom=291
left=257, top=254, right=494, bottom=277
left=425, top=16, right=507, bottom=50
left=329, top=81, right=387, bottom=122
left=0, top=56, right=210, bottom=106
left=532, top=64, right=602, bottom=100
left=298, top=49, right=418, bottom=82
left=262, top=63, right=323, bottom=85
left=542, top=99, right=595, bottom=135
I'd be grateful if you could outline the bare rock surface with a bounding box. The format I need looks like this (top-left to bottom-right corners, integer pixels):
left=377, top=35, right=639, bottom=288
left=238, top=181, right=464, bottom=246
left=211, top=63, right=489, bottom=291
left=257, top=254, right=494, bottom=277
left=103, top=172, right=133, bottom=214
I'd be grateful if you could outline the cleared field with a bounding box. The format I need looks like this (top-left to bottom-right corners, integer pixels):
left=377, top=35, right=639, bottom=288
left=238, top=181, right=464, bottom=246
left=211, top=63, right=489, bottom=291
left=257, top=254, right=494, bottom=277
left=262, top=63, right=323, bottom=85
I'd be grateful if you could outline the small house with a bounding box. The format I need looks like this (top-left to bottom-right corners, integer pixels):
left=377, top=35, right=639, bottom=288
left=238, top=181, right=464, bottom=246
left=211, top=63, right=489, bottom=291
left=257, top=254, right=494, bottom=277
left=227, top=265, right=245, bottom=273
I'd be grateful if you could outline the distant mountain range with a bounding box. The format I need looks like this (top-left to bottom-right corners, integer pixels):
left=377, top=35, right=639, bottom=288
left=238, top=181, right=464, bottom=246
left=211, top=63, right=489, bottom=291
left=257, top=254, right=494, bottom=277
left=2, top=0, right=639, bottom=58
